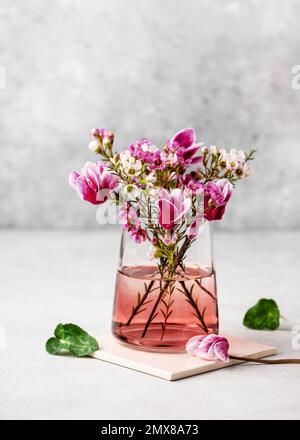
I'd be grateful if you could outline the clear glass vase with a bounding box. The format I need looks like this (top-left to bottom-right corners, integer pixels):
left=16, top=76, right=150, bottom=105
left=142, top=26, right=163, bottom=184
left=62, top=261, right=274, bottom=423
left=112, top=221, right=218, bottom=352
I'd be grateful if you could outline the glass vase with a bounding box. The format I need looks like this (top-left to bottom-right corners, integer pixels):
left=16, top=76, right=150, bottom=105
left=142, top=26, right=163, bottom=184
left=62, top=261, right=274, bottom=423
left=112, top=221, right=218, bottom=352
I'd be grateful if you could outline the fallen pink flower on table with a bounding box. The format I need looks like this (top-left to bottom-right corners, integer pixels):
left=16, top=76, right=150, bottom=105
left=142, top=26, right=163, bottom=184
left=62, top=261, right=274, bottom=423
left=186, top=334, right=229, bottom=362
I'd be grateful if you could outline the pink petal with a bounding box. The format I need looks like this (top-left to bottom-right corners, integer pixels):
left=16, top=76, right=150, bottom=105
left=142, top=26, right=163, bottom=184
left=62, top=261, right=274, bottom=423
left=97, top=161, right=106, bottom=173
left=156, top=199, right=175, bottom=229
left=211, top=205, right=226, bottom=221
left=215, top=179, right=233, bottom=202
left=96, top=188, right=111, bottom=204
left=207, top=341, right=219, bottom=360
left=185, top=335, right=206, bottom=355
left=198, top=334, right=222, bottom=359
left=159, top=188, right=171, bottom=201
left=76, top=176, right=100, bottom=205
left=170, top=128, right=195, bottom=148
left=223, top=183, right=233, bottom=202
left=214, top=340, right=229, bottom=362
left=170, top=188, right=183, bottom=212
left=101, top=172, right=118, bottom=190
left=191, top=156, right=203, bottom=164
left=181, top=198, right=192, bottom=216
left=68, top=171, right=80, bottom=189
left=173, top=198, right=191, bottom=223
left=183, top=145, right=200, bottom=159
left=204, top=336, right=229, bottom=362
left=82, top=162, right=101, bottom=192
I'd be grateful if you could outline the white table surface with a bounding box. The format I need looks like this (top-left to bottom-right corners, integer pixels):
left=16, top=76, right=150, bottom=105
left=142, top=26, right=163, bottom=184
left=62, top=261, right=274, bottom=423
left=0, top=229, right=299, bottom=420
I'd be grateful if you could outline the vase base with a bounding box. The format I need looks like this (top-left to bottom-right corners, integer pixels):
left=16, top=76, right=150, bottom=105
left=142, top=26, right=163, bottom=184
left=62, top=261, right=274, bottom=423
left=112, top=322, right=218, bottom=353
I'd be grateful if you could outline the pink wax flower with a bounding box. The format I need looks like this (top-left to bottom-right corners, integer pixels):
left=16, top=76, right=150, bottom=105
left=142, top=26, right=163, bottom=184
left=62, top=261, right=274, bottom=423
left=119, top=203, right=140, bottom=229
left=186, top=334, right=229, bottom=362
left=69, top=161, right=118, bottom=205
left=123, top=139, right=167, bottom=173
left=130, top=226, right=147, bottom=243
left=204, top=179, right=233, bottom=221
left=156, top=188, right=191, bottom=230
left=119, top=203, right=147, bottom=243
left=162, top=231, right=178, bottom=245
left=127, top=138, right=161, bottom=165
left=167, top=128, right=203, bottom=166
left=183, top=174, right=204, bottom=195
left=149, top=150, right=166, bottom=171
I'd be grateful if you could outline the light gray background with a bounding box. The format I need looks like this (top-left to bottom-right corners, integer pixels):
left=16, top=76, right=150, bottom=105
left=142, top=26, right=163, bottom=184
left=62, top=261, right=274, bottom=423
left=1, top=0, right=300, bottom=230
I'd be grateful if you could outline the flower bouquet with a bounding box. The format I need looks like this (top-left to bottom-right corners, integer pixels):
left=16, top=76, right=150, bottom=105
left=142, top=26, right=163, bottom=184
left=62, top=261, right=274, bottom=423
left=69, top=128, right=255, bottom=352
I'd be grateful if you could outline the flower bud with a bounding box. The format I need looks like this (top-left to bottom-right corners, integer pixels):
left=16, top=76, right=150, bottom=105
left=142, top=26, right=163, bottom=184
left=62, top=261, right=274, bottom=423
left=90, top=128, right=100, bottom=137
left=124, top=184, right=134, bottom=193
left=235, top=167, right=243, bottom=177
left=111, top=153, right=120, bottom=164
left=103, top=137, right=111, bottom=148
left=105, top=130, right=114, bottom=140
left=88, top=140, right=101, bottom=153
left=201, top=146, right=209, bottom=155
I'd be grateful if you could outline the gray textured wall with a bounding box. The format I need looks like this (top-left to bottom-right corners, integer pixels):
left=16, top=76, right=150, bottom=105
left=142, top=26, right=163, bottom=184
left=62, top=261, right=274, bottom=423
left=1, top=0, right=300, bottom=229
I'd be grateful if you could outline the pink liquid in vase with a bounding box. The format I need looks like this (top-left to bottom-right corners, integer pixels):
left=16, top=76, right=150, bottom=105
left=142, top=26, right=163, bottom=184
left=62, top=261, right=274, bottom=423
left=112, top=264, right=218, bottom=352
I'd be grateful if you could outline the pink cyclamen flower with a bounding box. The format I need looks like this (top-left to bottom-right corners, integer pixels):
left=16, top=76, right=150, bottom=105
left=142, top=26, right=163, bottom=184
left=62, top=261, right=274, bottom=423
left=69, top=161, right=118, bottom=205
left=156, top=188, right=191, bottom=230
left=186, top=334, right=229, bottom=362
left=204, top=179, right=233, bottom=221
left=168, top=128, right=203, bottom=165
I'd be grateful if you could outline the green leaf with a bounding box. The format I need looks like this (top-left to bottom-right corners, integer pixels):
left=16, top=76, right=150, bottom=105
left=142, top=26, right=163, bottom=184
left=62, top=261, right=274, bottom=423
left=243, top=299, right=280, bottom=330
left=46, top=337, right=69, bottom=355
left=46, top=323, right=99, bottom=357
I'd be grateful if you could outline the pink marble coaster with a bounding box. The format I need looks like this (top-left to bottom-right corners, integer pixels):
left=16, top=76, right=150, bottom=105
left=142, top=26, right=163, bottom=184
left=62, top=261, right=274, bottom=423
left=91, top=335, right=277, bottom=381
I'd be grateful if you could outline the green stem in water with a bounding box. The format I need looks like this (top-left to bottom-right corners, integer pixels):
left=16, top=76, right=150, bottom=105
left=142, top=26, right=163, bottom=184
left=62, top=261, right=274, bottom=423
left=160, top=282, right=175, bottom=341
left=141, top=283, right=167, bottom=338
left=126, top=280, right=155, bottom=326
left=179, top=281, right=209, bottom=333
left=141, top=237, right=191, bottom=339
left=195, top=279, right=215, bottom=301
